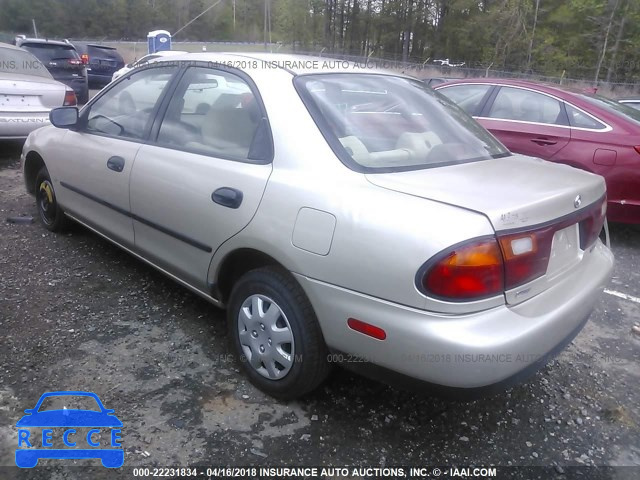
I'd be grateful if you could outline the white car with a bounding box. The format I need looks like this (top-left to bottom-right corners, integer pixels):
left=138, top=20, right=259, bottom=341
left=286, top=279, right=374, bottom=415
left=0, top=42, right=76, bottom=139
left=111, top=50, right=187, bottom=81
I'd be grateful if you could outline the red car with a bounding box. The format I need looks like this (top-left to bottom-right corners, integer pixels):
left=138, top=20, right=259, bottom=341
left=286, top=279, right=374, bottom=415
left=435, top=79, right=640, bottom=224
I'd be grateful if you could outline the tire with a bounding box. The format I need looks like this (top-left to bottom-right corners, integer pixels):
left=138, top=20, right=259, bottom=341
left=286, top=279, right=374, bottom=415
left=35, top=166, right=69, bottom=232
left=227, top=266, right=330, bottom=399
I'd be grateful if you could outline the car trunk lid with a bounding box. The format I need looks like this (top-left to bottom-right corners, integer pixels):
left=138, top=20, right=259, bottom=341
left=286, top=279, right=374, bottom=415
left=0, top=76, right=65, bottom=110
left=366, top=154, right=607, bottom=304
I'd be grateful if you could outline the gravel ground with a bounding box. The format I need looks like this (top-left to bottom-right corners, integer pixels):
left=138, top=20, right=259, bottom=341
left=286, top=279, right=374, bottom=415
left=0, top=141, right=639, bottom=479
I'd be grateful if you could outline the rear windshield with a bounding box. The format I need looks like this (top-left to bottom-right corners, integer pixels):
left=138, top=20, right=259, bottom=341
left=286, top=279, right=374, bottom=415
left=580, top=94, right=640, bottom=125
left=0, top=46, right=52, bottom=78
left=88, top=45, right=123, bottom=60
left=21, top=43, right=81, bottom=63
left=295, top=74, right=510, bottom=172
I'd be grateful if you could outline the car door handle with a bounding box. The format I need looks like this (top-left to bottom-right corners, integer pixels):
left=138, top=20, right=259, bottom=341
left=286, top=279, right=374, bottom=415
left=531, top=138, right=557, bottom=146
left=212, top=187, right=243, bottom=209
left=106, top=156, right=125, bottom=172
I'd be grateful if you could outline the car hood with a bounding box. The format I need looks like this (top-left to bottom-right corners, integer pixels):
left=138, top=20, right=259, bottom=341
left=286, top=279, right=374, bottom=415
left=16, top=410, right=123, bottom=427
left=365, top=154, right=606, bottom=231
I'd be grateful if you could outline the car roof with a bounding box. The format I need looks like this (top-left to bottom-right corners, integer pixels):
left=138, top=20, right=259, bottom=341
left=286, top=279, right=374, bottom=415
left=154, top=52, right=404, bottom=77
left=436, top=77, right=598, bottom=101
left=0, top=41, right=27, bottom=52
left=18, top=38, right=74, bottom=47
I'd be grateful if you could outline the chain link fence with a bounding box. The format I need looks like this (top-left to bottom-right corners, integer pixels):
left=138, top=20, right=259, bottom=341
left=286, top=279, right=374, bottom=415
left=2, top=31, right=638, bottom=96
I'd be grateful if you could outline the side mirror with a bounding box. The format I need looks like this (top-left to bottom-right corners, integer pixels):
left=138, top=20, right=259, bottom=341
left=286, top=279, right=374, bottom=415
left=49, top=107, right=79, bottom=129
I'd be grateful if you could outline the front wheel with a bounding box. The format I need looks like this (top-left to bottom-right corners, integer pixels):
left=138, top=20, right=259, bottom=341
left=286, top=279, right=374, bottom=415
left=227, top=267, right=330, bottom=399
left=35, top=166, right=69, bottom=232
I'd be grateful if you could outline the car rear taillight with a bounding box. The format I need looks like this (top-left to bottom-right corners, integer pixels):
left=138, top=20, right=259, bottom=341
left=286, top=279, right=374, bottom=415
left=67, top=59, right=83, bottom=65
left=422, top=238, right=504, bottom=300
left=63, top=89, right=77, bottom=106
left=81, top=53, right=89, bottom=64
left=419, top=196, right=607, bottom=301
left=579, top=195, right=607, bottom=249
left=497, top=228, right=555, bottom=290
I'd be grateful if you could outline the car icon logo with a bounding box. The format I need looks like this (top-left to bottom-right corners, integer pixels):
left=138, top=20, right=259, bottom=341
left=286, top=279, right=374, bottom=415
left=15, top=391, right=123, bottom=468
left=574, top=194, right=582, bottom=209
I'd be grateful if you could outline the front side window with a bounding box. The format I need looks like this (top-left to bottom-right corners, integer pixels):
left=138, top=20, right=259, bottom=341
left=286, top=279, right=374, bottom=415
left=85, top=66, right=175, bottom=139
left=156, top=67, right=269, bottom=161
left=296, top=74, right=509, bottom=172
left=437, top=84, right=492, bottom=114
left=488, top=87, right=564, bottom=125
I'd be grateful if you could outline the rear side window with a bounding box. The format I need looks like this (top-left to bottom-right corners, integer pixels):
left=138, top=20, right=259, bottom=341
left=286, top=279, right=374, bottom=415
left=488, top=87, right=564, bottom=125
left=437, top=84, right=492, bottom=114
left=21, top=43, right=80, bottom=63
left=565, top=104, right=606, bottom=130
left=156, top=67, right=270, bottom=162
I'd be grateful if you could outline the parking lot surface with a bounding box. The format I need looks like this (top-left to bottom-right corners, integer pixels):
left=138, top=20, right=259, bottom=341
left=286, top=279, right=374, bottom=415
left=0, top=142, right=639, bottom=477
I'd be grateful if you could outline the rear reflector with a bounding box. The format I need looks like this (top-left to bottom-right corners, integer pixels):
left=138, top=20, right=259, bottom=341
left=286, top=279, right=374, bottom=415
left=63, top=90, right=77, bottom=106
left=347, top=318, right=386, bottom=340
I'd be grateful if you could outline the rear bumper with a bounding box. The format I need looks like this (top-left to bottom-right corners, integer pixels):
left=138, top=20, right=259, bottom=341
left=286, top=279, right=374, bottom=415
left=0, top=112, right=50, bottom=138
left=296, top=241, right=613, bottom=391
left=88, top=71, right=116, bottom=86
left=607, top=199, right=640, bottom=224
left=333, top=312, right=589, bottom=399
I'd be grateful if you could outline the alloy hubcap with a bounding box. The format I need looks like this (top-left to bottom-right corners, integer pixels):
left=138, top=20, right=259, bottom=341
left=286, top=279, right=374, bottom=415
left=237, top=294, right=295, bottom=380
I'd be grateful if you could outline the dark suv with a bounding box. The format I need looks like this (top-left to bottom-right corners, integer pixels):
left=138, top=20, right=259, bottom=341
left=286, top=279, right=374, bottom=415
left=14, top=37, right=89, bottom=103
left=73, top=43, right=124, bottom=88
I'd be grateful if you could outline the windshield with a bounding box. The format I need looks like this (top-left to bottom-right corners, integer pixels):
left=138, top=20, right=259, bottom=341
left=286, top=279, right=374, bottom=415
left=580, top=93, right=640, bottom=125
left=295, top=74, right=510, bottom=172
left=21, top=43, right=81, bottom=63
left=0, top=46, right=52, bottom=78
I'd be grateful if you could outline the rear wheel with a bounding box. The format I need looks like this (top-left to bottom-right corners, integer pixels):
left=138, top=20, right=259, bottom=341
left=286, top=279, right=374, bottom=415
left=227, top=267, right=330, bottom=399
left=35, top=166, right=69, bottom=232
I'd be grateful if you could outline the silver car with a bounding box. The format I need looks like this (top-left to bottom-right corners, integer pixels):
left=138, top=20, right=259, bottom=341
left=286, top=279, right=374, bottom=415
left=1, top=42, right=77, bottom=139
left=21, top=53, right=614, bottom=399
